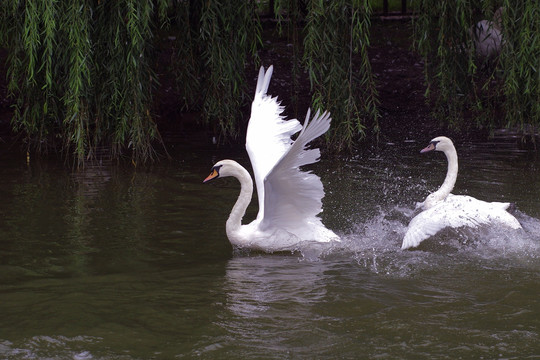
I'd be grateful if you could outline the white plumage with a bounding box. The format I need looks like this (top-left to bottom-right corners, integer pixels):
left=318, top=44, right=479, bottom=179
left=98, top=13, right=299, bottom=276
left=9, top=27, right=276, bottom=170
left=402, top=136, right=521, bottom=250
left=204, top=66, right=338, bottom=252
left=470, top=7, right=505, bottom=58
left=471, top=19, right=503, bottom=58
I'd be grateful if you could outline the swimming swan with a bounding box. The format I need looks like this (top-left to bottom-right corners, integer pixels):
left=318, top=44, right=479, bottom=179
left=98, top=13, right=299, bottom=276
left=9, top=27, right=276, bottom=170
left=470, top=7, right=504, bottom=58
left=204, top=66, right=339, bottom=252
left=402, top=136, right=521, bottom=250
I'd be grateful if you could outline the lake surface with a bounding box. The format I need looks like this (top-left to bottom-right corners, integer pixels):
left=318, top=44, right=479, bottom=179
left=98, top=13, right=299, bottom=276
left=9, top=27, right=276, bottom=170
left=0, top=138, right=539, bottom=359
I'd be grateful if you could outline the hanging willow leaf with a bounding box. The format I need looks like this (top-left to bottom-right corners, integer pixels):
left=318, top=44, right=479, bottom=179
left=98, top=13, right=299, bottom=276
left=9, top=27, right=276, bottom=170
left=1, top=0, right=385, bottom=164
left=304, top=0, right=379, bottom=150
left=2, top=0, right=162, bottom=166
left=199, top=0, right=261, bottom=139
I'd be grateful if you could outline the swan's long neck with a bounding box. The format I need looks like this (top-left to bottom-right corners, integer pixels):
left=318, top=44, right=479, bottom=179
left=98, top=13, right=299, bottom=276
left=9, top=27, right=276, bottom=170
left=226, top=165, right=253, bottom=239
left=435, top=146, right=458, bottom=199
left=423, top=144, right=458, bottom=209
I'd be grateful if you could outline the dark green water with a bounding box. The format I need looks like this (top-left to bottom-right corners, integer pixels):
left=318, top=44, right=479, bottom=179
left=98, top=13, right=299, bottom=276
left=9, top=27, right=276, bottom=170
left=1, top=139, right=539, bottom=359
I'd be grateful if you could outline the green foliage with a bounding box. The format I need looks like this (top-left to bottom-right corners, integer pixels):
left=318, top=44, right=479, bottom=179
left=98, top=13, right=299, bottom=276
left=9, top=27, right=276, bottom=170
left=2, top=0, right=162, bottom=166
left=149, top=0, right=263, bottom=141
left=1, top=0, right=382, bottom=164
left=272, top=0, right=379, bottom=149
left=92, top=0, right=159, bottom=163
left=6, top=0, right=63, bottom=150
left=62, top=0, right=92, bottom=163
left=272, top=0, right=303, bottom=115
left=304, top=0, right=379, bottom=149
left=369, top=0, right=415, bottom=13
left=500, top=0, right=539, bottom=129
left=413, top=0, right=539, bottom=132
left=170, top=1, right=202, bottom=112
left=199, top=0, right=262, bottom=139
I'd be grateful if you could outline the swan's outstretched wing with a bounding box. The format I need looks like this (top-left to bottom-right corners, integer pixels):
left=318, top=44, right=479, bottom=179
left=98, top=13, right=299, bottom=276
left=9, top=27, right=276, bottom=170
left=260, top=109, right=331, bottom=232
left=402, top=195, right=521, bottom=250
left=246, top=66, right=302, bottom=220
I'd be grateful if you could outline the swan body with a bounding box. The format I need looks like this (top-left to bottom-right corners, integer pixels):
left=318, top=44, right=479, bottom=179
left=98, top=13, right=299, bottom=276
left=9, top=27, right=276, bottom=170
left=471, top=20, right=502, bottom=57
left=470, top=8, right=504, bottom=58
left=204, top=66, right=338, bottom=252
left=402, top=136, right=521, bottom=250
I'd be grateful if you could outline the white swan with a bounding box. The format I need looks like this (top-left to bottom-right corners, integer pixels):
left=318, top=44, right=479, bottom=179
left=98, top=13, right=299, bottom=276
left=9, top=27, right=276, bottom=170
left=402, top=136, right=521, bottom=250
left=470, top=7, right=504, bottom=58
left=204, top=66, right=339, bottom=252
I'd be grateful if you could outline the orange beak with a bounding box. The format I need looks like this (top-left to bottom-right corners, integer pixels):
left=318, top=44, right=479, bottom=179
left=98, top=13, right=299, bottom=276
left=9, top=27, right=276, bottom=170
left=203, top=169, right=219, bottom=183
left=420, top=142, right=436, bottom=153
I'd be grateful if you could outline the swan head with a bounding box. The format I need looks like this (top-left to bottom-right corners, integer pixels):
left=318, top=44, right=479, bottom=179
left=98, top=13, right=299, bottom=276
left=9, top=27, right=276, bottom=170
left=420, top=136, right=454, bottom=154
left=203, top=159, right=241, bottom=183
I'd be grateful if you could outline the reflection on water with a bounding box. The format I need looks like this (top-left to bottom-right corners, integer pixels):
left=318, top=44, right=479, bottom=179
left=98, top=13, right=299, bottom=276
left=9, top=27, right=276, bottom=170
left=0, top=140, right=539, bottom=358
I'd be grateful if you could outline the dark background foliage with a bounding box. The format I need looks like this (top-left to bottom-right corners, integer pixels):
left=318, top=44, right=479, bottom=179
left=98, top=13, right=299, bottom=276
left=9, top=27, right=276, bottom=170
left=0, top=0, right=537, bottom=165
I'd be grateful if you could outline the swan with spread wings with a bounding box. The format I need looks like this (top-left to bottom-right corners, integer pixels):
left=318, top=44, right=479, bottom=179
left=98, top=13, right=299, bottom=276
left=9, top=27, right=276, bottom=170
left=204, top=66, right=339, bottom=252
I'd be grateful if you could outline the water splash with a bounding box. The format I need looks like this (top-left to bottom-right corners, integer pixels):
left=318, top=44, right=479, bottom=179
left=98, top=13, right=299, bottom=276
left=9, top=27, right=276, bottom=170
left=292, top=204, right=540, bottom=277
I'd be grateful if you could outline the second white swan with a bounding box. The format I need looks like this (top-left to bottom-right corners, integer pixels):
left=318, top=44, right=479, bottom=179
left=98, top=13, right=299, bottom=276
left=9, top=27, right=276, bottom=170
left=402, top=136, right=521, bottom=250
left=204, top=66, right=339, bottom=252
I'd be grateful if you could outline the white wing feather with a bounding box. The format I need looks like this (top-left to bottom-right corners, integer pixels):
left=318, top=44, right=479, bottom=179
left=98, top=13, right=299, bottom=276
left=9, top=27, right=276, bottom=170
left=261, top=109, right=331, bottom=232
left=245, top=66, right=333, bottom=237
left=402, top=195, right=521, bottom=249
left=246, top=66, right=302, bottom=221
